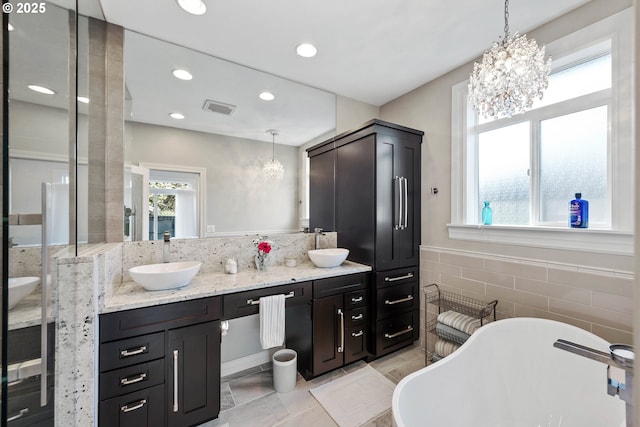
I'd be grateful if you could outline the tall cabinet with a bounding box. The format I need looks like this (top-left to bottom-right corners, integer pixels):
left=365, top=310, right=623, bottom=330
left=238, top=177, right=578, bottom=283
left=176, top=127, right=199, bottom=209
left=308, top=120, right=423, bottom=358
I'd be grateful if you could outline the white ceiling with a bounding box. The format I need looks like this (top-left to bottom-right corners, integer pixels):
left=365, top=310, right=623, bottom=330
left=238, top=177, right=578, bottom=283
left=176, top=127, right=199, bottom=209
left=98, top=0, right=591, bottom=107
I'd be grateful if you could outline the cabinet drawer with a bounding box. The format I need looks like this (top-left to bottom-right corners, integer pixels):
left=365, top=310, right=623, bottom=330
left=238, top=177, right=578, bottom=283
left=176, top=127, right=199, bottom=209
left=344, top=307, right=367, bottom=329
left=375, top=267, right=417, bottom=288
left=223, top=282, right=312, bottom=319
left=344, top=289, right=367, bottom=310
left=374, top=310, right=419, bottom=356
left=100, top=296, right=221, bottom=342
left=99, top=383, right=165, bottom=427
left=376, top=282, right=418, bottom=318
left=100, top=332, right=164, bottom=372
left=7, top=386, right=54, bottom=427
left=344, top=326, right=367, bottom=365
left=99, top=359, right=164, bottom=400
left=313, top=273, right=368, bottom=299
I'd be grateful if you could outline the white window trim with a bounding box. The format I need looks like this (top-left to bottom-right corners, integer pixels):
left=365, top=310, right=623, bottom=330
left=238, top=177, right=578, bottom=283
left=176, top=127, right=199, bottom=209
left=449, top=8, right=633, bottom=255
left=139, top=162, right=207, bottom=238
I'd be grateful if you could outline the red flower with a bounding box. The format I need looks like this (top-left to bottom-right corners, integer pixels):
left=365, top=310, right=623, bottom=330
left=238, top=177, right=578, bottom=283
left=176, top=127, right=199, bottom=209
left=258, top=241, right=272, bottom=254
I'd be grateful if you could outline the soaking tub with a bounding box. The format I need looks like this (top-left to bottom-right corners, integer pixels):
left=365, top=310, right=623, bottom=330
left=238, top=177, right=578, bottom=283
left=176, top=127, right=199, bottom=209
left=392, top=317, right=626, bottom=427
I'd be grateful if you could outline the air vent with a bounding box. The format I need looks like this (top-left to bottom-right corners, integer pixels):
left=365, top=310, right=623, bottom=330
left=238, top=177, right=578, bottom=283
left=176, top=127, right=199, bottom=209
left=202, top=99, right=237, bottom=116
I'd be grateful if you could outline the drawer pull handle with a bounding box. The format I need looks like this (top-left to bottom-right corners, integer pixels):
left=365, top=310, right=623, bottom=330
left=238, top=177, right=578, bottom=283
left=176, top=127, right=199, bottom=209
left=351, top=330, right=364, bottom=338
left=385, top=295, right=414, bottom=305
left=120, top=372, right=148, bottom=386
left=7, top=408, right=29, bottom=422
left=351, top=313, right=364, bottom=321
left=173, top=350, right=179, bottom=412
left=337, top=309, right=344, bottom=353
left=121, top=399, right=147, bottom=413
left=120, top=345, right=147, bottom=358
left=351, top=296, right=364, bottom=303
left=384, top=272, right=414, bottom=282
left=384, top=325, right=414, bottom=339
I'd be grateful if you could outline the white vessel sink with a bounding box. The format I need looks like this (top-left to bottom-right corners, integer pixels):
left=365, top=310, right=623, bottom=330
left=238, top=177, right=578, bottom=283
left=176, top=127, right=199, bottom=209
left=129, top=261, right=201, bottom=291
left=308, top=248, right=349, bottom=268
left=9, top=276, right=40, bottom=309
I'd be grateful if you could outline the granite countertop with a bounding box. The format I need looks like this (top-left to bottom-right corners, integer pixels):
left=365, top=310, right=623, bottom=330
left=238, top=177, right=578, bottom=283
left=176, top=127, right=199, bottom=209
left=103, top=260, right=372, bottom=313
left=8, top=291, right=52, bottom=330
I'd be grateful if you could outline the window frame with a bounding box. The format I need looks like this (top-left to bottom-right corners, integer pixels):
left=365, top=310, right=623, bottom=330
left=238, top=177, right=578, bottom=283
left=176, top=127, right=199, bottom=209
left=449, top=9, right=633, bottom=255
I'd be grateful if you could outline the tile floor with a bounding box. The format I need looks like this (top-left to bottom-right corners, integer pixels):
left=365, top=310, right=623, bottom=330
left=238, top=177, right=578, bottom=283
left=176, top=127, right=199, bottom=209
left=199, top=344, right=426, bottom=427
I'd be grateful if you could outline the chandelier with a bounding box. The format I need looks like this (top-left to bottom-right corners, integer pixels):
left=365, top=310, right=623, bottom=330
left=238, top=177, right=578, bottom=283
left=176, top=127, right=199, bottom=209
left=468, top=0, right=551, bottom=120
left=263, top=129, right=284, bottom=181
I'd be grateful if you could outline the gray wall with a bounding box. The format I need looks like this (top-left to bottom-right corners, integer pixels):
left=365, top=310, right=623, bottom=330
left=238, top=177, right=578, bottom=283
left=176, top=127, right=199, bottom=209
left=129, top=121, right=300, bottom=235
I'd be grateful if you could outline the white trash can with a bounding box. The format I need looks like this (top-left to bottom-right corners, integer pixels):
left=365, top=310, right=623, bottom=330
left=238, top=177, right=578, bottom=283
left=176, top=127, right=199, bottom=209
left=272, top=349, right=297, bottom=393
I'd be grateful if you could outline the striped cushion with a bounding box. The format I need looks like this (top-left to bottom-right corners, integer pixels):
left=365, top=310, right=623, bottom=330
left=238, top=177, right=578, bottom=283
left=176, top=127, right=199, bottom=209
left=437, top=310, right=482, bottom=335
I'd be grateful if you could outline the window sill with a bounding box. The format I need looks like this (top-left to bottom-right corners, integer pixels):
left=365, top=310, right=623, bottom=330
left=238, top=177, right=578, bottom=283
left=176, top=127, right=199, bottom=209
left=447, top=224, right=633, bottom=256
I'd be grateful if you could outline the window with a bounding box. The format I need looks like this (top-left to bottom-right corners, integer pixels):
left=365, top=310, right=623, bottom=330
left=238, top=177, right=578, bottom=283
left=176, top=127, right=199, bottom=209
left=450, top=9, right=633, bottom=254
left=141, top=165, right=206, bottom=240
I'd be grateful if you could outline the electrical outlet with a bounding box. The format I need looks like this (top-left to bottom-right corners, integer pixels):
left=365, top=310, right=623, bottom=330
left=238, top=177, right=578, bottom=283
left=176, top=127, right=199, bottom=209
left=206, top=225, right=215, bottom=233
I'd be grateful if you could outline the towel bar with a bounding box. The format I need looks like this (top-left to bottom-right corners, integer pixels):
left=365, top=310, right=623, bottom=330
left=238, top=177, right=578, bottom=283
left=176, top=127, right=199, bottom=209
left=246, top=291, right=295, bottom=306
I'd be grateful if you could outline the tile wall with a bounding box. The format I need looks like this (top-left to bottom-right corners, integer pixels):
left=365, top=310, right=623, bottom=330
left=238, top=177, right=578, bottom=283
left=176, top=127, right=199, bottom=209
left=418, top=246, right=634, bottom=350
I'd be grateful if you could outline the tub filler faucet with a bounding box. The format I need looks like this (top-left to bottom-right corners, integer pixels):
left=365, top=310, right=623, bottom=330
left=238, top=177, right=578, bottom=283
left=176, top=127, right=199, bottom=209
left=554, top=339, right=634, bottom=427
left=163, top=231, right=171, bottom=263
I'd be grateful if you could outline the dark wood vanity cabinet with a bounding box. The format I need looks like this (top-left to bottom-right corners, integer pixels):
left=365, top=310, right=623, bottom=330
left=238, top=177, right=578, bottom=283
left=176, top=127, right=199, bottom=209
left=293, top=273, right=370, bottom=379
left=98, top=297, right=221, bottom=427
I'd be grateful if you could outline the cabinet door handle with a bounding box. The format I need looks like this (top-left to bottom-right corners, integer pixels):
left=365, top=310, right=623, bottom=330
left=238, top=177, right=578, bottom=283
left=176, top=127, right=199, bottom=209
left=384, top=325, right=414, bottom=339
left=402, top=176, right=408, bottom=229
left=337, top=309, right=344, bottom=353
left=395, top=176, right=403, bottom=230
left=173, top=350, right=179, bottom=412
left=7, top=408, right=29, bottom=422
left=120, top=372, right=148, bottom=386
left=351, top=313, right=364, bottom=321
left=351, top=330, right=364, bottom=338
left=351, top=296, right=364, bottom=303
left=384, top=272, right=414, bottom=282
left=120, top=345, right=147, bottom=358
left=121, top=399, right=147, bottom=413
left=384, top=295, right=414, bottom=305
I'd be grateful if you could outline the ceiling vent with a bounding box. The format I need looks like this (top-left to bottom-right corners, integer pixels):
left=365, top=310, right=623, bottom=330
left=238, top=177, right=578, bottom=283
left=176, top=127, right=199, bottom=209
left=202, top=99, right=237, bottom=116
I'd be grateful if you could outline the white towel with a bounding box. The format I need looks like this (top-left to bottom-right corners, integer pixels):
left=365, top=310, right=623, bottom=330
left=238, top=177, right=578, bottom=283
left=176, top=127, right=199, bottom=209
left=259, top=294, right=285, bottom=349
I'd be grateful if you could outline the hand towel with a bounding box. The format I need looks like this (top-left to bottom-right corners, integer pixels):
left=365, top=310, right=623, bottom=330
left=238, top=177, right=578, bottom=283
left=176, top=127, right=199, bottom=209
left=434, top=339, right=460, bottom=358
left=259, top=294, right=285, bottom=349
left=437, top=310, right=482, bottom=335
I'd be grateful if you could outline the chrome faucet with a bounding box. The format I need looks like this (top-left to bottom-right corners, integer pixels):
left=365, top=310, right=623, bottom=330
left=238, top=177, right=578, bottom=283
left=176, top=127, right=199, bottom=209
left=163, top=231, right=171, bottom=263
left=314, top=228, right=324, bottom=249
left=554, top=339, right=634, bottom=426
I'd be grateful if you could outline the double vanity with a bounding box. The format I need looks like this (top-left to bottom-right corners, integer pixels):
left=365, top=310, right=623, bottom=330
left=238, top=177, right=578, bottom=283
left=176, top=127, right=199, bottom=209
left=96, top=233, right=377, bottom=427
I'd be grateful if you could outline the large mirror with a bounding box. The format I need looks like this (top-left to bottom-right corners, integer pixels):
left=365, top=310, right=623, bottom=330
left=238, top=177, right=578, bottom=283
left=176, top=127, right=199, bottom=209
left=123, top=30, right=336, bottom=240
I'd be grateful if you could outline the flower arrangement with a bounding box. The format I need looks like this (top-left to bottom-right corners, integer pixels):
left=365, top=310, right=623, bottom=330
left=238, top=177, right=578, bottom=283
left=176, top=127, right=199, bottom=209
left=253, top=238, right=273, bottom=271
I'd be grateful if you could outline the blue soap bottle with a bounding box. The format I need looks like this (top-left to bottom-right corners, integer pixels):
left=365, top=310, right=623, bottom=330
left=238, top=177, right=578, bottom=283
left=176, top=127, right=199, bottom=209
left=569, top=193, right=588, bottom=228
left=481, top=201, right=492, bottom=225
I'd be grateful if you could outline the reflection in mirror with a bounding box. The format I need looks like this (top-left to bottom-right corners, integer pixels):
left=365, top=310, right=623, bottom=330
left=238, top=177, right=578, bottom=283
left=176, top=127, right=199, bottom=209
left=123, top=30, right=336, bottom=238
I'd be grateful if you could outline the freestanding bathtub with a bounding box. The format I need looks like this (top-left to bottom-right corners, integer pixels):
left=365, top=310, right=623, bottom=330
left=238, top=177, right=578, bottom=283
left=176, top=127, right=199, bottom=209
left=392, top=317, right=626, bottom=427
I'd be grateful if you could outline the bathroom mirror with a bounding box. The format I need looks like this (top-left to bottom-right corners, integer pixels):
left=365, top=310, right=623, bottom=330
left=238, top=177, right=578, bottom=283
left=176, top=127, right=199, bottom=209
left=123, top=30, right=336, bottom=239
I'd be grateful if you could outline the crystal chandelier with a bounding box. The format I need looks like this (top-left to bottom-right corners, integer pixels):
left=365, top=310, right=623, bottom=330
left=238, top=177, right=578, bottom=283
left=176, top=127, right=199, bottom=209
left=263, top=129, right=284, bottom=181
left=468, top=0, right=551, bottom=120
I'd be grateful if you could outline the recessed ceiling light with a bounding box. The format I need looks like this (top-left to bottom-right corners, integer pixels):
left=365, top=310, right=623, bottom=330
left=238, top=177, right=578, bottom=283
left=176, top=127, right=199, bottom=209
left=172, top=69, right=193, bottom=81
left=170, top=112, right=185, bottom=120
left=77, top=96, right=89, bottom=104
left=176, top=0, right=206, bottom=15
left=259, top=91, right=275, bottom=101
left=8, top=23, right=14, bottom=31
left=28, top=84, right=55, bottom=95
left=296, top=43, right=317, bottom=58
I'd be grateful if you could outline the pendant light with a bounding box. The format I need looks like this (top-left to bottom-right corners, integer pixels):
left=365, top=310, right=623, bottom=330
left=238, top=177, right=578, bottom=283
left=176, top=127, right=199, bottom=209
left=468, top=0, right=551, bottom=120
left=263, top=130, right=284, bottom=181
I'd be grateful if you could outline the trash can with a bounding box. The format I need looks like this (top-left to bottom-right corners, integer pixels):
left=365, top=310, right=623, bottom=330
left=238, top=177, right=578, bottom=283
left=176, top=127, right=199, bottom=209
left=272, top=349, right=297, bottom=393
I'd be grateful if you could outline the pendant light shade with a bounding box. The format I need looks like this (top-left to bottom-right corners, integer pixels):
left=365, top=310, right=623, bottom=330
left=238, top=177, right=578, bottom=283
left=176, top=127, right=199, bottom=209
left=468, top=0, right=551, bottom=119
left=263, top=130, right=284, bottom=181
